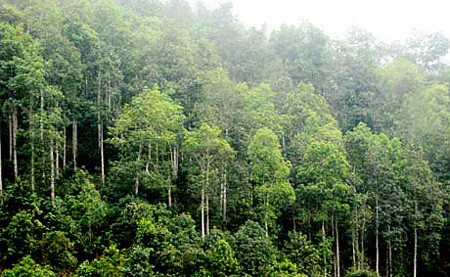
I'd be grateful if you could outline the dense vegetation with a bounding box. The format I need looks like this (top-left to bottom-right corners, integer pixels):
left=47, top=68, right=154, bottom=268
left=0, top=0, right=449, bottom=276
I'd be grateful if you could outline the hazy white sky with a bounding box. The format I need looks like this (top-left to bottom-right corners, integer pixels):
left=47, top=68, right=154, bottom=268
left=189, top=0, right=450, bottom=41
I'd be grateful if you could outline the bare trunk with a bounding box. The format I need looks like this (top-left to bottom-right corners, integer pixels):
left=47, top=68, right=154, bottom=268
left=169, top=145, right=179, bottom=208
left=413, top=200, right=418, bottom=277
left=0, top=123, right=3, bottom=196
left=135, top=141, right=143, bottom=195
left=265, top=192, right=269, bottom=237
left=205, top=154, right=210, bottom=236
left=220, top=171, right=227, bottom=222
left=98, top=119, right=105, bottom=185
left=55, top=139, right=60, bottom=179
left=168, top=185, right=172, bottom=207
left=29, top=98, right=35, bottom=192
left=50, top=138, right=55, bottom=205
left=31, top=141, right=35, bottom=192
left=388, top=236, right=392, bottom=277
left=40, top=89, right=44, bottom=140
left=63, top=126, right=66, bottom=168
left=9, top=115, right=12, bottom=160
left=98, top=71, right=105, bottom=185
left=206, top=192, right=210, bottom=235
left=335, top=216, right=340, bottom=277
left=12, top=109, right=18, bottom=180
left=72, top=121, right=77, bottom=170
left=322, top=221, right=327, bottom=277
left=376, top=198, right=380, bottom=277
left=201, top=187, right=205, bottom=240
left=352, top=232, right=356, bottom=270
left=223, top=172, right=227, bottom=222
left=361, top=210, right=366, bottom=271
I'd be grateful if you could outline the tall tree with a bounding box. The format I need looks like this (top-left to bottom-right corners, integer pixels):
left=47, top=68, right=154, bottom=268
left=247, top=127, right=294, bottom=236
left=109, top=86, right=184, bottom=200
left=184, top=123, right=233, bottom=239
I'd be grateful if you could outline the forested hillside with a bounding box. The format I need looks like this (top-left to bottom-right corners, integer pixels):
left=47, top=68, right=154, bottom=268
left=0, top=0, right=449, bottom=276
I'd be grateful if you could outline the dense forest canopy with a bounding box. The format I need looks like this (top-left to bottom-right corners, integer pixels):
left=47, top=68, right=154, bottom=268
left=0, top=0, right=449, bottom=276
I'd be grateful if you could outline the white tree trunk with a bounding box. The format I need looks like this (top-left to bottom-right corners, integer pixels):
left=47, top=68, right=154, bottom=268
left=0, top=124, right=3, bottom=196
left=55, top=139, right=60, bottom=179
left=201, top=187, right=205, bottom=240
left=31, top=141, right=35, bottom=192
left=9, top=115, right=12, bottom=160
left=413, top=200, right=418, bottom=277
left=335, top=216, right=340, bottom=277
left=376, top=198, right=380, bottom=277
left=98, top=119, right=105, bottom=185
left=206, top=193, right=210, bottom=235
left=63, top=126, right=66, bottom=168
left=72, top=121, right=77, bottom=170
left=135, top=141, right=143, bottom=195
left=50, top=138, right=55, bottom=205
left=12, top=109, right=18, bottom=180
left=98, top=72, right=105, bottom=185
left=223, top=172, right=227, bottom=222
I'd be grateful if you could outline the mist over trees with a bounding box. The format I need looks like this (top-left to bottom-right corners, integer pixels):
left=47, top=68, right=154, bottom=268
left=0, top=0, right=449, bottom=276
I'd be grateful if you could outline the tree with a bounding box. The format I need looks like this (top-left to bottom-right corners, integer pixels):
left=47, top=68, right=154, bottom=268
left=109, top=86, right=184, bottom=200
left=247, top=127, right=294, bottom=236
left=184, top=123, right=233, bottom=239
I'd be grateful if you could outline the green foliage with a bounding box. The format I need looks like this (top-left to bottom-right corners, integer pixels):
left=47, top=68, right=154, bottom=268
left=284, top=231, right=323, bottom=276
left=231, top=220, right=278, bottom=275
left=1, top=256, right=55, bottom=277
left=344, top=269, right=378, bottom=277
left=0, top=0, right=449, bottom=276
left=76, top=245, right=127, bottom=277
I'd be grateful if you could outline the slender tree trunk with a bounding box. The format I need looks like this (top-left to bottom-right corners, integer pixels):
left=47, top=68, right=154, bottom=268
left=72, top=120, right=77, bottom=170
left=388, top=236, right=392, bottom=277
left=55, top=139, right=60, bottom=179
left=322, top=221, right=327, bottom=277
left=352, top=231, right=356, bottom=270
left=29, top=98, right=35, bottom=192
left=98, top=72, right=105, bottom=185
left=206, top=192, right=210, bottom=235
left=50, top=137, right=55, bottom=205
left=265, top=192, right=269, bottom=237
left=335, top=216, right=340, bottom=277
left=376, top=198, right=380, bottom=277
left=332, top=216, right=336, bottom=277
left=352, top=207, right=358, bottom=269
left=169, top=145, right=179, bottom=208
left=63, top=126, right=66, bottom=168
left=223, top=171, right=227, bottom=222
left=135, top=140, right=143, bottom=195
left=361, top=207, right=366, bottom=271
left=0, top=123, right=3, bottom=196
left=9, top=115, right=12, bottom=160
left=206, top=157, right=210, bottom=236
left=98, top=119, right=105, bottom=185
left=31, top=141, right=35, bottom=192
left=413, top=200, right=418, bottom=277
left=12, top=108, right=18, bottom=180
left=201, top=187, right=205, bottom=240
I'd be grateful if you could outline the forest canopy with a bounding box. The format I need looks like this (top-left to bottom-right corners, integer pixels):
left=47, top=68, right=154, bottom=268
left=0, top=0, right=449, bottom=276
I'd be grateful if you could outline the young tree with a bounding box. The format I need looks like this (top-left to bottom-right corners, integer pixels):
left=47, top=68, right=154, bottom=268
left=184, top=123, right=233, bottom=239
left=247, top=127, right=294, bottom=236
left=109, top=86, right=184, bottom=201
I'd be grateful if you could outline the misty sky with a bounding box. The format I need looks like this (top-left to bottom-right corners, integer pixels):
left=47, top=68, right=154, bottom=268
left=189, top=0, right=450, bottom=42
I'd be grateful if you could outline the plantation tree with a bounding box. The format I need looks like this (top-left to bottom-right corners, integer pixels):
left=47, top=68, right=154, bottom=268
left=184, top=123, right=233, bottom=239
left=109, top=86, right=184, bottom=202
left=247, top=127, right=294, bottom=237
left=374, top=58, right=424, bottom=134
left=399, top=84, right=450, bottom=182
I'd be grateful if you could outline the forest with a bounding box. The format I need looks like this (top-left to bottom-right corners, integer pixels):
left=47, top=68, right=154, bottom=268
left=0, top=0, right=449, bottom=276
